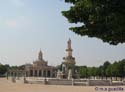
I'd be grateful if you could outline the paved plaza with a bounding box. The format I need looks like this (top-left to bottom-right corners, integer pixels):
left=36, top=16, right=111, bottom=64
left=0, top=78, right=94, bottom=92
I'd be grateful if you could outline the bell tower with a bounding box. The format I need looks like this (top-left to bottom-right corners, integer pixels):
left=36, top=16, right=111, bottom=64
left=38, top=50, right=43, bottom=61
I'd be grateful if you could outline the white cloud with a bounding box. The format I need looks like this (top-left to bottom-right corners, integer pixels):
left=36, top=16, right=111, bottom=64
left=11, top=0, right=24, bottom=7
left=4, top=16, right=32, bottom=28
left=5, top=20, right=17, bottom=28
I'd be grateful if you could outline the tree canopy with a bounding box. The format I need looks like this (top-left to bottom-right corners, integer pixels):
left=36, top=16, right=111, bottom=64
left=62, top=0, right=125, bottom=45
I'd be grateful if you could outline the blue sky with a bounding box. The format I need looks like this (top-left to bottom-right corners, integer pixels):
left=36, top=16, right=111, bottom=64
left=0, top=0, right=125, bottom=66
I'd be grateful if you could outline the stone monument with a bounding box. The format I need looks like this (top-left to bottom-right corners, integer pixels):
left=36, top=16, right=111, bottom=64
left=58, top=38, right=79, bottom=79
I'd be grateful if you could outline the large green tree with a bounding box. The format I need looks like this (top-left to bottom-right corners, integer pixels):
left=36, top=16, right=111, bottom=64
left=62, top=0, right=125, bottom=45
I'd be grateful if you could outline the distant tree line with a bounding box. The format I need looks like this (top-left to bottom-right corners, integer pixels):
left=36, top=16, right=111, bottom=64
left=0, top=64, right=9, bottom=77
left=0, top=64, right=25, bottom=77
left=77, top=59, right=125, bottom=81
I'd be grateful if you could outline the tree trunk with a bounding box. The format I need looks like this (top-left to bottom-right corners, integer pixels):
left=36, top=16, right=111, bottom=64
left=116, top=76, right=117, bottom=81
left=106, top=76, right=107, bottom=80
left=110, top=76, right=112, bottom=81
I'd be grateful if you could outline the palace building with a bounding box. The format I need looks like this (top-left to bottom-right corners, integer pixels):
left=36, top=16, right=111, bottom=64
left=25, top=50, right=56, bottom=77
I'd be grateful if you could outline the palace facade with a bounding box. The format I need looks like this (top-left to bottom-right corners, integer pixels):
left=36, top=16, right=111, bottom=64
left=25, top=50, right=56, bottom=77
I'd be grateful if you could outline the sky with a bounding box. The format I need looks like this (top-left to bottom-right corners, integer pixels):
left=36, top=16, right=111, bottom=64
left=0, top=0, right=125, bottom=67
